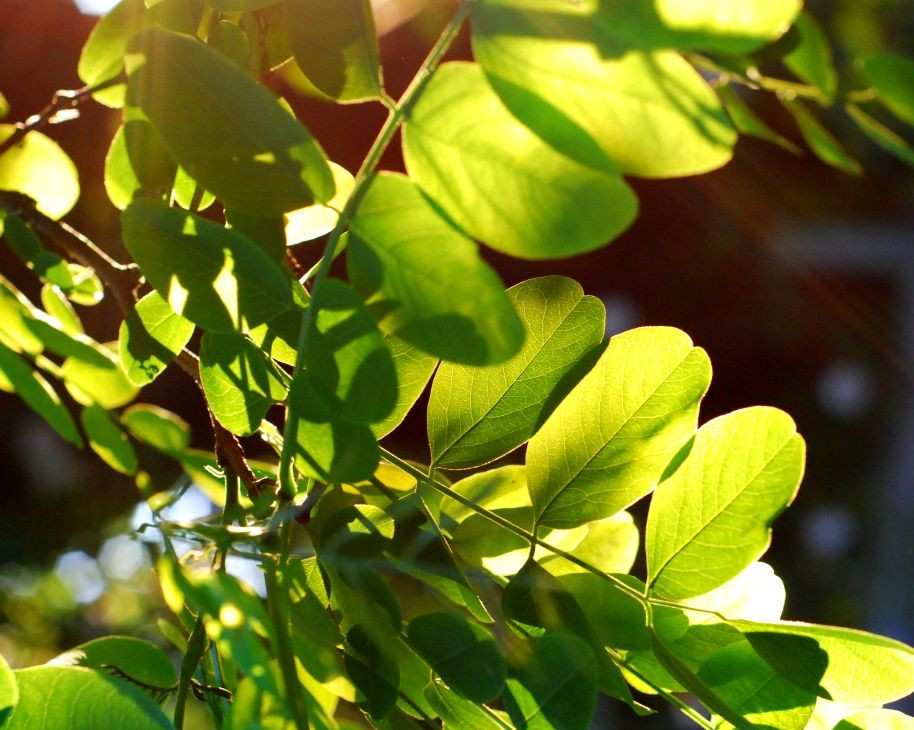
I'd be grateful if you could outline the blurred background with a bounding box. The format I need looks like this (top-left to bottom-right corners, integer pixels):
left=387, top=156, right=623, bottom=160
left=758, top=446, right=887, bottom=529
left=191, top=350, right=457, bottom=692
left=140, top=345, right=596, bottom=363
left=0, top=0, right=913, bottom=718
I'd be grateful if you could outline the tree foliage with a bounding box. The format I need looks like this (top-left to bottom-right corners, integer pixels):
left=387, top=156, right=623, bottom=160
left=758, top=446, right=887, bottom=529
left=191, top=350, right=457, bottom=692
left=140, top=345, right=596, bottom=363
left=1, top=1, right=914, bottom=729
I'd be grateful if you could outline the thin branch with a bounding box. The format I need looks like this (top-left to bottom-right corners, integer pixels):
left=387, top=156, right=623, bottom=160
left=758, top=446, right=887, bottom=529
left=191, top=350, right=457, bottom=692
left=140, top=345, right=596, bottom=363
left=0, top=77, right=123, bottom=158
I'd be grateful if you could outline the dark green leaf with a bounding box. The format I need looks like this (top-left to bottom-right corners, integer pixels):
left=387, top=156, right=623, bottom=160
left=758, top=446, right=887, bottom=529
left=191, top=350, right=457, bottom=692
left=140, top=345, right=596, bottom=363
left=718, top=85, right=802, bottom=154
left=527, top=327, right=711, bottom=529
left=1, top=213, right=73, bottom=289
left=863, top=52, right=914, bottom=127
left=199, top=332, right=287, bottom=436
left=284, top=0, right=381, bottom=102
left=846, top=103, right=914, bottom=168
left=502, top=634, right=597, bottom=730
left=782, top=99, right=862, bottom=175
left=118, top=291, right=195, bottom=386
left=404, top=62, right=636, bottom=259
left=347, top=172, right=524, bottom=366
left=429, top=276, right=604, bottom=469
left=646, top=407, right=805, bottom=599
left=782, top=11, right=837, bottom=103
left=0, top=341, right=82, bottom=446
left=81, top=404, right=139, bottom=474
left=5, top=666, right=172, bottom=730
left=127, top=27, right=334, bottom=214
left=122, top=199, right=292, bottom=332
left=406, top=612, right=506, bottom=703
left=344, top=625, right=399, bottom=719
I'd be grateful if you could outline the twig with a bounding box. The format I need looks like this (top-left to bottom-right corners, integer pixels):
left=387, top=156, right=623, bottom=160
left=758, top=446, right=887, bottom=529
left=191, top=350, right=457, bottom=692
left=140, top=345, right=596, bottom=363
left=0, top=77, right=123, bottom=158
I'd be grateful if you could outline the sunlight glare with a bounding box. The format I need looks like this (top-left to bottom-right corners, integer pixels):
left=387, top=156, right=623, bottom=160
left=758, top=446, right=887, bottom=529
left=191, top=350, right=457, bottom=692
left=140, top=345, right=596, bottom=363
left=73, top=0, right=119, bottom=15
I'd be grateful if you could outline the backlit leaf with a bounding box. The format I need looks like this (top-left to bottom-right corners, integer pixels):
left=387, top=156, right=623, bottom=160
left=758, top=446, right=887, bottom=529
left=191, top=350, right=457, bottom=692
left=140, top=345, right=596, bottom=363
left=118, top=290, right=194, bottom=386
left=471, top=2, right=736, bottom=177
left=127, top=27, right=334, bottom=214
left=425, top=680, right=508, bottom=730
left=0, top=342, right=82, bottom=446
left=81, top=404, right=139, bottom=474
left=834, top=710, right=914, bottom=730
left=0, top=653, right=17, bottom=724
left=0, top=127, right=79, bottom=220
left=429, top=276, right=604, bottom=470
left=122, top=199, right=292, bottom=332
left=718, top=85, right=801, bottom=154
left=846, top=103, right=914, bottom=169
left=48, top=636, right=177, bottom=694
left=347, top=173, right=523, bottom=365
left=734, top=620, right=914, bottom=706
left=372, top=334, right=437, bottom=439
left=62, top=346, right=138, bottom=410
left=121, top=404, right=190, bottom=454
left=284, top=0, right=381, bottom=102
left=404, top=62, right=636, bottom=259
left=200, top=332, right=287, bottom=436
left=782, top=11, right=837, bottom=103
left=5, top=666, right=172, bottom=730
left=646, top=407, right=805, bottom=599
left=528, top=327, right=711, bottom=529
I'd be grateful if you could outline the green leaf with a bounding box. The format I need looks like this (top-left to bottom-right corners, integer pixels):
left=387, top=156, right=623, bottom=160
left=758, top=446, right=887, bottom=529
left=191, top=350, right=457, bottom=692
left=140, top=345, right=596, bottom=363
left=5, top=666, right=173, bottom=730
left=122, top=199, right=292, bottom=332
left=0, top=653, right=17, bottom=725
left=284, top=162, right=355, bottom=245
left=636, top=0, right=801, bottom=53
left=200, top=332, right=287, bottom=436
left=863, top=52, right=914, bottom=128
left=846, top=103, right=914, bottom=169
left=48, top=635, right=177, bottom=695
left=440, top=464, right=530, bottom=524
left=541, top=511, right=639, bottom=576
left=0, top=275, right=44, bottom=355
left=209, top=20, right=250, bottom=67
left=654, top=622, right=817, bottom=730
left=646, top=407, right=804, bottom=599
left=733, top=620, right=914, bottom=705
left=502, top=634, right=597, bottom=730
left=403, top=62, right=636, bottom=259
left=1, top=213, right=74, bottom=289
left=284, top=0, right=381, bottom=102
left=782, top=12, right=837, bottom=103
left=782, top=99, right=863, bottom=176
left=121, top=404, right=190, bottom=454
left=424, top=680, right=509, bottom=730
left=718, top=85, right=801, bottom=154
left=79, top=0, right=153, bottom=108
left=371, top=334, right=437, bottom=439
left=289, top=372, right=380, bottom=484
left=527, top=327, right=711, bottom=529
left=347, top=172, right=524, bottom=365
left=61, top=346, right=138, bottom=410
left=834, top=710, right=914, bottom=730
left=307, top=278, right=397, bottom=424
left=344, top=624, right=399, bottom=720
left=470, top=3, right=736, bottom=177
left=0, top=341, right=82, bottom=446
left=0, top=91, right=8, bottom=121
left=81, top=404, right=139, bottom=474
left=118, top=291, right=194, bottom=386
left=40, top=285, right=83, bottom=336
left=429, top=276, right=604, bottom=470
left=126, top=27, right=334, bottom=214
left=406, top=612, right=506, bottom=703
left=0, top=126, right=80, bottom=220
left=560, top=573, right=650, bottom=651
left=684, top=562, right=786, bottom=623
left=210, top=0, right=278, bottom=10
